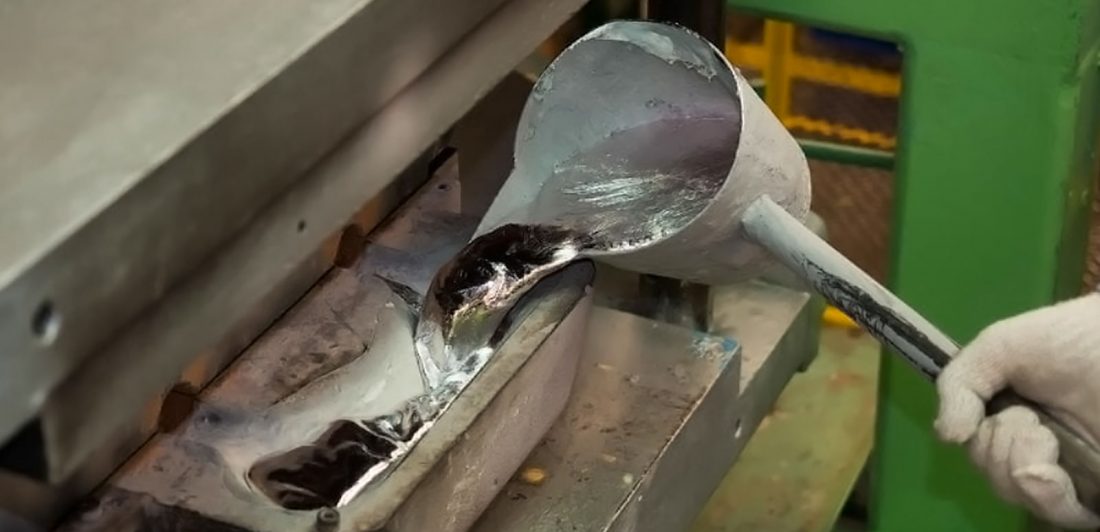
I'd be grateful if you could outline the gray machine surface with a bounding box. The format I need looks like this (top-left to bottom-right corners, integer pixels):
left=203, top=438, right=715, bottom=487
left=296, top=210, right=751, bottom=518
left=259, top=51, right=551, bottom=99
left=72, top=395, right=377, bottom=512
left=474, top=282, right=814, bottom=532
left=0, top=0, right=509, bottom=448
left=0, top=0, right=588, bottom=526
left=2, top=5, right=822, bottom=531
left=59, top=167, right=600, bottom=531
left=60, top=156, right=815, bottom=532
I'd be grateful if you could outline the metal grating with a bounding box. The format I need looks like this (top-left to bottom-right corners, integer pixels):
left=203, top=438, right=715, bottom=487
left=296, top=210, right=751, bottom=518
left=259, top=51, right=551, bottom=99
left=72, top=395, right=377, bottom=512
left=775, top=28, right=901, bottom=285
left=790, top=81, right=898, bottom=144
left=788, top=45, right=898, bottom=284
left=808, top=160, right=893, bottom=282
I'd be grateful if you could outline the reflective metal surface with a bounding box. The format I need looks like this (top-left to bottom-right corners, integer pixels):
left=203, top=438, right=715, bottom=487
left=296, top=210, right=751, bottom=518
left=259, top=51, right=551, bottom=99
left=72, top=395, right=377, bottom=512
left=417, top=21, right=810, bottom=383
left=9, top=11, right=829, bottom=532
left=415, top=224, right=590, bottom=388
left=476, top=21, right=811, bottom=283
left=0, top=0, right=513, bottom=447
left=0, top=0, right=589, bottom=525
left=60, top=163, right=594, bottom=532
left=474, top=280, right=815, bottom=531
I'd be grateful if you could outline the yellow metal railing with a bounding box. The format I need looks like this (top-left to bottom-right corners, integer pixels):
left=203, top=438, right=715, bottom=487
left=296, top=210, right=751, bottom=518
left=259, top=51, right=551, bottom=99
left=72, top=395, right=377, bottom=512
left=726, top=24, right=901, bottom=151
left=762, top=20, right=795, bottom=120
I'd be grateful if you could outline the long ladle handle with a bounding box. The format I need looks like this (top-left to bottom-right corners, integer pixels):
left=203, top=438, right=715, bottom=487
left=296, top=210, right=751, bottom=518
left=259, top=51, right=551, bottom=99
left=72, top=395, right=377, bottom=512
left=741, top=195, right=1100, bottom=507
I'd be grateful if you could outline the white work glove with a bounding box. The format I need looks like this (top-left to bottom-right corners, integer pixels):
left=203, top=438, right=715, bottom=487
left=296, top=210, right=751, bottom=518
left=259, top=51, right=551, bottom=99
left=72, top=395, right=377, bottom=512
left=935, top=292, right=1100, bottom=530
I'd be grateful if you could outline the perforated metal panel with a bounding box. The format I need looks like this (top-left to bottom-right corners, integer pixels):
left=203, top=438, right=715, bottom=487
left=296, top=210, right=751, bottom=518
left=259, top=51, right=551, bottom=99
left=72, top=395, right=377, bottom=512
left=808, top=160, right=893, bottom=282
left=789, top=58, right=897, bottom=284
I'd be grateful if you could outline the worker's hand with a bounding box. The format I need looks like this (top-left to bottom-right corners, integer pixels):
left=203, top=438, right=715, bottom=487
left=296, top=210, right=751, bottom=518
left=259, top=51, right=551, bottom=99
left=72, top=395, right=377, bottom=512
left=935, top=292, right=1100, bottom=530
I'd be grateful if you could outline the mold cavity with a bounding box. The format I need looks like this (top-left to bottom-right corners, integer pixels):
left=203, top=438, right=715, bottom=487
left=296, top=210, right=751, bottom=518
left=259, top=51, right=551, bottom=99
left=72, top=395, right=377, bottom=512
left=315, top=507, right=340, bottom=529
left=247, top=400, right=435, bottom=510
left=249, top=420, right=399, bottom=510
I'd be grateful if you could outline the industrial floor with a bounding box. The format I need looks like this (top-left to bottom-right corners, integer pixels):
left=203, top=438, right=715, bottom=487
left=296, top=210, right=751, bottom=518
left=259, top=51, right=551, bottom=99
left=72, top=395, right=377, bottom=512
left=691, top=326, right=879, bottom=532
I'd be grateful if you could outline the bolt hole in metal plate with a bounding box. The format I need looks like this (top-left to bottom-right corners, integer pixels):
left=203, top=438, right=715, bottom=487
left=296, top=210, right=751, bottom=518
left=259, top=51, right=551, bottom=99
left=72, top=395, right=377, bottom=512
left=31, top=301, right=60, bottom=346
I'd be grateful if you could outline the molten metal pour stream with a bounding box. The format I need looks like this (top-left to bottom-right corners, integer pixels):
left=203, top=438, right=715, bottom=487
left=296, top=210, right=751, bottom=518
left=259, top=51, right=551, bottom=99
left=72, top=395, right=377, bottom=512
left=246, top=115, right=740, bottom=510
left=414, top=116, right=738, bottom=382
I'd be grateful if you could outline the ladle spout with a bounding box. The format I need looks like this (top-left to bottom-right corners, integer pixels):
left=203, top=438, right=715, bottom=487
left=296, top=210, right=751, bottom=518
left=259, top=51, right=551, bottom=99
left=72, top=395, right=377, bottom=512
left=414, top=224, right=589, bottom=386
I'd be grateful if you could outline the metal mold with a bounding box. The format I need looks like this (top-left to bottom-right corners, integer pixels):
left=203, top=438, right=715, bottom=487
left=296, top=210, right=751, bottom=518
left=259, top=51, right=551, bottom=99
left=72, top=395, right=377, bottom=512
left=61, top=167, right=596, bottom=532
left=0, top=1, right=590, bottom=524
left=473, top=281, right=816, bottom=532
left=0, top=0, right=514, bottom=449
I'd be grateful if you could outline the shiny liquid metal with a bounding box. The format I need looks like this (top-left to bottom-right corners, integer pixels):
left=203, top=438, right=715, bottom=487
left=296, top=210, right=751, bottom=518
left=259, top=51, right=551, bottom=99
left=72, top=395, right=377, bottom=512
left=244, top=115, right=738, bottom=511
left=416, top=115, right=738, bottom=382
left=242, top=20, right=757, bottom=513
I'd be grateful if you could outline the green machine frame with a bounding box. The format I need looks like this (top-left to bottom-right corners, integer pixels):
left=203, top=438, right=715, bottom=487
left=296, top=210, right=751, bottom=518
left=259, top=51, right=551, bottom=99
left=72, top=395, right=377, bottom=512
left=724, top=1, right=1100, bottom=530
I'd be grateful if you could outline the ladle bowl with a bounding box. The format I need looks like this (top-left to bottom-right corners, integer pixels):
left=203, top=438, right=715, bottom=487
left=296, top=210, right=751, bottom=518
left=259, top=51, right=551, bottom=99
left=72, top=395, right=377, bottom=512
left=476, top=20, right=811, bottom=284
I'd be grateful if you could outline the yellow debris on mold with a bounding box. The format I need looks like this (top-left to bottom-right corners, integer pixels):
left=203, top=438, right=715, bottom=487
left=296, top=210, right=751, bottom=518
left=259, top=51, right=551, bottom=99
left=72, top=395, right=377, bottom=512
left=822, top=305, right=859, bottom=330
left=520, top=467, right=547, bottom=486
